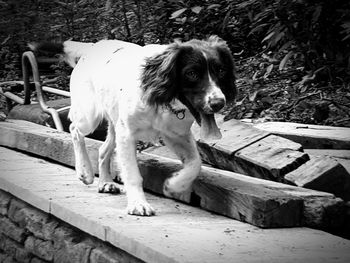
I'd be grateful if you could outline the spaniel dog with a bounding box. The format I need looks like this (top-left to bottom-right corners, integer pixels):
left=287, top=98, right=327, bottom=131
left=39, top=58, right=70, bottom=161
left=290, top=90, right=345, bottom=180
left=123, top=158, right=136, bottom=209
left=32, top=36, right=236, bottom=216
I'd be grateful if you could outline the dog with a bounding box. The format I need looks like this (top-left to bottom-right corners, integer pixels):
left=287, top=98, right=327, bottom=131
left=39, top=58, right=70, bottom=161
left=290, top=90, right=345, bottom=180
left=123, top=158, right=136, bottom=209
left=32, top=36, right=236, bottom=216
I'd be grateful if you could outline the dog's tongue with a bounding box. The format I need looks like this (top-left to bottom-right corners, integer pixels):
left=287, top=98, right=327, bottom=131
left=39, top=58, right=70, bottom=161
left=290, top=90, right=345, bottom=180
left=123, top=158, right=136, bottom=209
left=199, top=113, right=222, bottom=141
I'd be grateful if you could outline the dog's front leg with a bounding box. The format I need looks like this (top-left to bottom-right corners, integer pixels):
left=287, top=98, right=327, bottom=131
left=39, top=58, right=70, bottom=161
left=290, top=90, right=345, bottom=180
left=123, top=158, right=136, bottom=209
left=162, top=132, right=201, bottom=201
left=115, top=123, right=155, bottom=216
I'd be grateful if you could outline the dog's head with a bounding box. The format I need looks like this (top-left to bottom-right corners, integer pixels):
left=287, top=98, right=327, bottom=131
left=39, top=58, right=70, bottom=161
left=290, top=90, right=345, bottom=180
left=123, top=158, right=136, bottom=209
left=142, top=35, right=237, bottom=140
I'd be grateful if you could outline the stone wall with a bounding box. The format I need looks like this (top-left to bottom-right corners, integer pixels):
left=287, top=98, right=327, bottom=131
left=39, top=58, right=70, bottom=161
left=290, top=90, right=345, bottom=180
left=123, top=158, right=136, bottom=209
left=0, top=190, right=143, bottom=263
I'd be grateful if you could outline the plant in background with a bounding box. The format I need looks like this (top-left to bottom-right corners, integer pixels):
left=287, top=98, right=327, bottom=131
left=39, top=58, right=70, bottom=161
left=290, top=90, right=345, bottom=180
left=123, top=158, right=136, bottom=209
left=243, top=0, right=350, bottom=83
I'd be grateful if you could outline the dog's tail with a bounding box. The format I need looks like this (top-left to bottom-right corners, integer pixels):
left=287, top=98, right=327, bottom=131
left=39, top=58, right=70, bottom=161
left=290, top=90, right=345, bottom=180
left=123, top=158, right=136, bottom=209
left=28, top=41, right=94, bottom=68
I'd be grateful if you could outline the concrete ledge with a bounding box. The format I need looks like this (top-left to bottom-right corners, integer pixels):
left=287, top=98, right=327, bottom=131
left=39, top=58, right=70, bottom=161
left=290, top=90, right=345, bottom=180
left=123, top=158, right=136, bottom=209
left=1, top=147, right=350, bottom=262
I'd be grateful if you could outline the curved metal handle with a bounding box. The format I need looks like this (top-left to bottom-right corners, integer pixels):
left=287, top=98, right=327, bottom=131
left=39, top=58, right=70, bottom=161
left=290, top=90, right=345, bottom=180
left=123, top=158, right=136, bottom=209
left=22, top=51, right=64, bottom=131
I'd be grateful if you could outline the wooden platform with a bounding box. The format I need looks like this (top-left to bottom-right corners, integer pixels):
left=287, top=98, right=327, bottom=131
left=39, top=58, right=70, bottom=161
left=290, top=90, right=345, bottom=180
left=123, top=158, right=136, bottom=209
left=1, top=147, right=350, bottom=263
left=0, top=119, right=347, bottom=229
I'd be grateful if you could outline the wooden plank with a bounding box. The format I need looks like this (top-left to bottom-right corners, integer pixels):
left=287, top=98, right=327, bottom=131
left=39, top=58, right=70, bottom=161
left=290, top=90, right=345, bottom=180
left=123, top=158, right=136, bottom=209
left=253, top=122, right=350, bottom=149
left=284, top=155, right=350, bottom=201
left=137, top=154, right=303, bottom=228
left=191, top=116, right=270, bottom=154
left=192, top=117, right=309, bottom=180
left=234, top=135, right=309, bottom=181
left=0, top=119, right=100, bottom=174
left=2, top=148, right=350, bottom=263
left=304, top=149, right=350, bottom=160
left=0, top=119, right=346, bottom=230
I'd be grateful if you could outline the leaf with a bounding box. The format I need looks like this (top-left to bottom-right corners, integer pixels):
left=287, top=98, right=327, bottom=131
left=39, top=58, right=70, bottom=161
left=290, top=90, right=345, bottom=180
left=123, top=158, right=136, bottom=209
left=262, top=31, right=275, bottom=43
left=279, top=51, right=294, bottom=71
left=248, top=23, right=269, bottom=36
left=191, top=6, right=202, bottom=14
left=170, top=8, right=187, bottom=19
left=207, top=4, right=220, bottom=10
left=263, top=64, right=274, bottom=79
left=1, top=35, right=10, bottom=45
left=312, top=5, right=322, bottom=24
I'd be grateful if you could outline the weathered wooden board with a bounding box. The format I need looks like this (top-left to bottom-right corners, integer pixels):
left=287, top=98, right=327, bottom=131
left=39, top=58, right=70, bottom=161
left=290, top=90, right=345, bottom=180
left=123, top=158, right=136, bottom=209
left=285, top=155, right=350, bottom=201
left=0, top=119, right=100, bottom=174
left=2, top=148, right=350, bottom=263
left=191, top=117, right=310, bottom=179
left=234, top=135, right=309, bottom=181
left=304, top=149, right=350, bottom=160
left=253, top=121, right=350, bottom=149
left=192, top=115, right=270, bottom=152
left=137, top=154, right=302, bottom=228
left=0, top=119, right=346, bottom=229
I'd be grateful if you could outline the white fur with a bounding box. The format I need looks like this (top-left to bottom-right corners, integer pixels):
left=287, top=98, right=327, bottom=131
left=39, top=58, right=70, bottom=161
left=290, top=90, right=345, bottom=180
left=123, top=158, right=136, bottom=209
left=65, top=40, right=201, bottom=216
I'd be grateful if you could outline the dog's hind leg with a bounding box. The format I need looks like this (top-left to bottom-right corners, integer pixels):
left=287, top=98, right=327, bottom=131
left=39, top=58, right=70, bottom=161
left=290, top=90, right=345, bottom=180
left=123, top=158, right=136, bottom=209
left=162, top=133, right=202, bottom=201
left=69, top=121, right=95, bottom=185
left=98, top=120, right=123, bottom=193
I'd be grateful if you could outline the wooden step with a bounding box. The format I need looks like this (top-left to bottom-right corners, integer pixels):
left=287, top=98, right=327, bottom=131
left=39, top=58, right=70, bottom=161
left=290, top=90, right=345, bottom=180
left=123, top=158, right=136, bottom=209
left=1, top=147, right=350, bottom=263
left=192, top=117, right=308, bottom=178
left=253, top=121, right=350, bottom=149
left=285, top=155, right=350, bottom=201
left=0, top=119, right=346, bottom=229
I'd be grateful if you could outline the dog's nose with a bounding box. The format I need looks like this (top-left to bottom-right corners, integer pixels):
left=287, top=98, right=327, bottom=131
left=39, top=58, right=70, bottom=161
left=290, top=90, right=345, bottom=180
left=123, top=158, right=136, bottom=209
left=209, top=98, right=225, bottom=112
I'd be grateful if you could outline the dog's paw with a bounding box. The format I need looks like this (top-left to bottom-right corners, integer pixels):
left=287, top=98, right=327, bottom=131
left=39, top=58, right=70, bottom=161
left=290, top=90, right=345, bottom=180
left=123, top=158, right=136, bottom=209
left=98, top=182, right=124, bottom=194
left=127, top=200, right=155, bottom=216
left=163, top=178, right=192, bottom=202
left=77, top=172, right=94, bottom=185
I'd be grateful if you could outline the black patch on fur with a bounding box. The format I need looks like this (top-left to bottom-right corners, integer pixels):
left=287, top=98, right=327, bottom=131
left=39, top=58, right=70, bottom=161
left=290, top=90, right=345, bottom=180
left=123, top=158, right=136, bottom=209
left=141, top=43, right=185, bottom=107
left=207, top=36, right=237, bottom=102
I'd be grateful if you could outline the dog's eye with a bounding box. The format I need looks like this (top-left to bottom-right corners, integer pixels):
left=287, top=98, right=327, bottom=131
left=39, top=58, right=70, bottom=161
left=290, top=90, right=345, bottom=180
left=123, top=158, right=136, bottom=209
left=185, top=70, right=199, bottom=81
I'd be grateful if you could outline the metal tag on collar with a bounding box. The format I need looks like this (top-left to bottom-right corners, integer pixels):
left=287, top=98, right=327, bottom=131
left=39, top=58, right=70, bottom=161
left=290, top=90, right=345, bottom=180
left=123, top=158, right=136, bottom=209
left=175, top=109, right=186, bottom=120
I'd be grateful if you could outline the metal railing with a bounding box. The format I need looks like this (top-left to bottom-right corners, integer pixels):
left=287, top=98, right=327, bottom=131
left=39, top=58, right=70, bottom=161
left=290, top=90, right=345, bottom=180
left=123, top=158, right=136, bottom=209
left=0, top=51, right=70, bottom=132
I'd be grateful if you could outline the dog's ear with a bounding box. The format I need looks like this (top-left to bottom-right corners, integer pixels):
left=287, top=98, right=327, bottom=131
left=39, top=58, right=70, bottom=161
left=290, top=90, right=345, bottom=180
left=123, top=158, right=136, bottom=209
left=142, top=43, right=183, bottom=107
left=208, top=35, right=237, bottom=102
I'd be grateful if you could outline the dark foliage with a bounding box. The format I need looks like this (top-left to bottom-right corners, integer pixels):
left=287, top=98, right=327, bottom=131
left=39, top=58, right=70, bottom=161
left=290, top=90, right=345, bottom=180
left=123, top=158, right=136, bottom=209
left=1, top=0, right=349, bottom=126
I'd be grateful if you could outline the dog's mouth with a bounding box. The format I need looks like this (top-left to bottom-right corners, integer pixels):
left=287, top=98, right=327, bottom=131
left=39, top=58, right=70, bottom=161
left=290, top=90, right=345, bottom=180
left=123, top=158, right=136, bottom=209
left=179, top=95, right=222, bottom=141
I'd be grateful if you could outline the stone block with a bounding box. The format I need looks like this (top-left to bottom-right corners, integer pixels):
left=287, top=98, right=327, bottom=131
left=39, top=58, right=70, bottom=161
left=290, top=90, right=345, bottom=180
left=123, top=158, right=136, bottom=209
left=8, top=199, right=27, bottom=224
left=0, top=190, right=12, bottom=216
left=90, top=245, right=142, bottom=263
left=24, top=236, right=54, bottom=261
left=0, top=217, right=27, bottom=243
left=20, top=206, right=59, bottom=240
left=53, top=238, right=93, bottom=263
left=30, top=257, right=48, bottom=263
left=52, top=224, right=79, bottom=247
left=0, top=236, right=33, bottom=263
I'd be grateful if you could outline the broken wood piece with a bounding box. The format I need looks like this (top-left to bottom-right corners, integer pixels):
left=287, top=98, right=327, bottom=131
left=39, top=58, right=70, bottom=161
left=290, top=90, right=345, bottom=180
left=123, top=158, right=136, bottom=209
left=253, top=122, right=350, bottom=149
left=284, top=155, right=350, bottom=201
left=194, top=119, right=309, bottom=181
left=234, top=135, right=309, bottom=181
